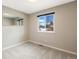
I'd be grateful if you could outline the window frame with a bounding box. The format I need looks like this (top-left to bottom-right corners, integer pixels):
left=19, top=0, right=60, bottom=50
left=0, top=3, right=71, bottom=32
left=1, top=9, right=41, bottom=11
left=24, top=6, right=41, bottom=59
left=37, top=13, right=55, bottom=33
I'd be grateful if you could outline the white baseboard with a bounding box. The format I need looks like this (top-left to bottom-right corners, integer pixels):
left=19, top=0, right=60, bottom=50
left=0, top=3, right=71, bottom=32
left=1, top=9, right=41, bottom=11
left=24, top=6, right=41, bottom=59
left=28, top=40, right=77, bottom=55
left=2, top=41, right=28, bottom=51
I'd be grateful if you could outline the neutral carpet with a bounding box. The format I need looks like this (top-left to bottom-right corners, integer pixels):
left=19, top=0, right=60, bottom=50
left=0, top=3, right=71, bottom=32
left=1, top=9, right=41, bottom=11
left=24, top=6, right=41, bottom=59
left=3, top=42, right=77, bottom=59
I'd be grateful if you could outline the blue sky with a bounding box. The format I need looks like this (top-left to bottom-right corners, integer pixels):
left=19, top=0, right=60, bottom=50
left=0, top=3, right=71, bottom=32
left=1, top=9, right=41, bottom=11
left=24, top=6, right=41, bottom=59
left=46, top=15, right=53, bottom=23
left=38, top=15, right=53, bottom=25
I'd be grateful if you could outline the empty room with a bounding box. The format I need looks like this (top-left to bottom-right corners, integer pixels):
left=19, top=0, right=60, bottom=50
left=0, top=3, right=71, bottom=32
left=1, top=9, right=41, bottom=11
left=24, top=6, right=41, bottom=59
left=2, top=0, right=77, bottom=59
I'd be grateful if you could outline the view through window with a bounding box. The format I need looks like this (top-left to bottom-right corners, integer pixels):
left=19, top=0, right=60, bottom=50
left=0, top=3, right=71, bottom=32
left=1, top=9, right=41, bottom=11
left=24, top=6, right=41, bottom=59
left=38, top=13, right=55, bottom=32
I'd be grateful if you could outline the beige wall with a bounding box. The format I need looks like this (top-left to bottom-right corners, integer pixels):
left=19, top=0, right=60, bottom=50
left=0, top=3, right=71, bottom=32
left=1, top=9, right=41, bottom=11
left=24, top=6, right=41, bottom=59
left=2, top=17, right=15, bottom=26
left=2, top=6, right=29, bottom=49
left=29, top=1, right=77, bottom=53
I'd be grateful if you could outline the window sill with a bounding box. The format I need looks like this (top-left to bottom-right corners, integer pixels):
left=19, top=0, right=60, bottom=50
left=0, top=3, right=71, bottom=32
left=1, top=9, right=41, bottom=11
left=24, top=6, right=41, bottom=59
left=38, top=31, right=55, bottom=33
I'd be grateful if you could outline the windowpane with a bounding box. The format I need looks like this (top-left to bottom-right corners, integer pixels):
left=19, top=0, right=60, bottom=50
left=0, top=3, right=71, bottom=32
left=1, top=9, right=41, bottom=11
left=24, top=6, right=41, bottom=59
left=38, top=16, right=46, bottom=31
left=38, top=14, right=54, bottom=32
left=46, top=15, right=53, bottom=31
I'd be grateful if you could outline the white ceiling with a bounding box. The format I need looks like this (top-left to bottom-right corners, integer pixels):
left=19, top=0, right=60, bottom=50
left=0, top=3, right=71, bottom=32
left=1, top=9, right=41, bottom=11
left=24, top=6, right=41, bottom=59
left=2, top=0, right=75, bottom=14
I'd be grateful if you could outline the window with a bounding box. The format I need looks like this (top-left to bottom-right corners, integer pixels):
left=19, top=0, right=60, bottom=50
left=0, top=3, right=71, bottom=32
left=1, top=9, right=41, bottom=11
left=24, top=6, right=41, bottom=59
left=38, top=12, right=55, bottom=32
